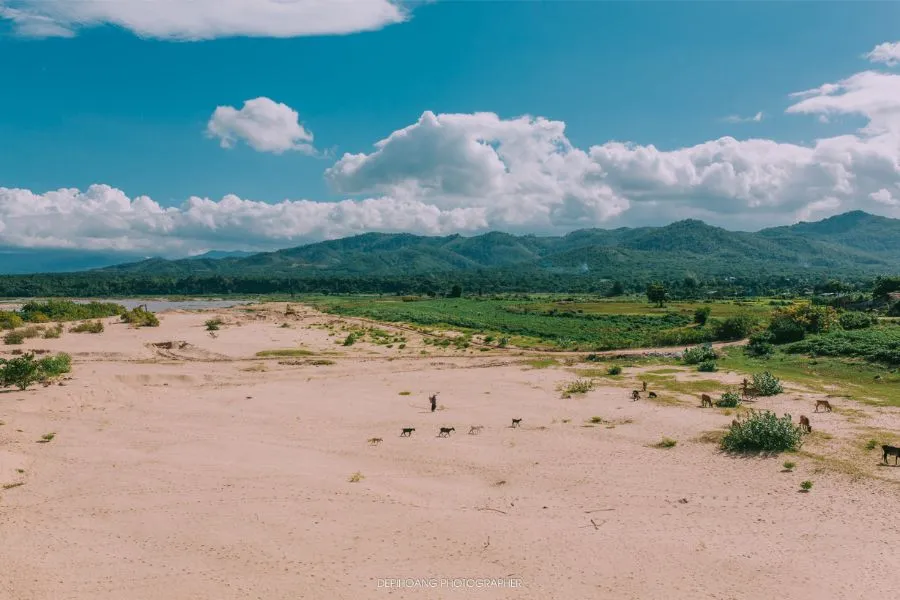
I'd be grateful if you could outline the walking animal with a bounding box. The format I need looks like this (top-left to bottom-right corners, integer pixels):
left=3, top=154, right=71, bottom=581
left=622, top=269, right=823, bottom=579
left=468, top=425, right=484, bottom=435
left=700, top=394, right=714, bottom=408
left=438, top=427, right=455, bottom=437
left=882, top=444, right=900, bottom=465
left=815, top=400, right=833, bottom=413
left=400, top=427, right=415, bottom=437
left=511, top=418, right=522, bottom=428
left=429, top=393, right=438, bottom=413
left=368, top=437, right=383, bottom=445
left=799, top=415, right=811, bottom=433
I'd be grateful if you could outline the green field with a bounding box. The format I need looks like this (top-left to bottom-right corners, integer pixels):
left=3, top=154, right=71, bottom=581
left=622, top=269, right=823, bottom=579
left=309, top=296, right=777, bottom=350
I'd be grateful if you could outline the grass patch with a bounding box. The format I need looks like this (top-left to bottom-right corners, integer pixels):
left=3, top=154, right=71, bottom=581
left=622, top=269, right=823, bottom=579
left=40, top=432, right=55, bottom=443
left=720, top=346, right=900, bottom=407
left=654, top=437, right=678, bottom=448
left=561, top=379, right=595, bottom=398
left=348, top=471, right=364, bottom=483
left=523, top=358, right=559, bottom=369
left=398, top=391, right=411, bottom=396
left=588, top=416, right=604, bottom=424
left=70, top=320, right=104, bottom=334
left=256, top=348, right=315, bottom=358
left=2, top=482, right=24, bottom=490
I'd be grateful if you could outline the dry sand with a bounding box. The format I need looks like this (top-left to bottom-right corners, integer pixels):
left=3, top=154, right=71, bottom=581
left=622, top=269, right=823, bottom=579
left=1, top=304, right=899, bottom=599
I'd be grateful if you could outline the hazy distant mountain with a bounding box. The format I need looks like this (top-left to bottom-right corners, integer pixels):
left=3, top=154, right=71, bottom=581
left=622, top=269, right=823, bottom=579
left=91, top=211, right=900, bottom=281
left=0, top=248, right=257, bottom=275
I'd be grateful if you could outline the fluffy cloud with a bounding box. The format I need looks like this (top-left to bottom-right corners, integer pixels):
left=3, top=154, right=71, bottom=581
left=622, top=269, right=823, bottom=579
left=866, top=41, right=900, bottom=67
left=5, top=41, right=900, bottom=254
left=0, top=185, right=487, bottom=255
left=207, top=98, right=315, bottom=154
left=0, top=0, right=407, bottom=40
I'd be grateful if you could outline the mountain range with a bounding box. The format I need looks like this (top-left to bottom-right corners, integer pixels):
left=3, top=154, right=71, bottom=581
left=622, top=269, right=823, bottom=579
left=81, top=210, right=899, bottom=282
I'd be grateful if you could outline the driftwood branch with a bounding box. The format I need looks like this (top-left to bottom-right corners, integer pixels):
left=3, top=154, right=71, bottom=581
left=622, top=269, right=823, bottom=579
left=477, top=507, right=508, bottom=515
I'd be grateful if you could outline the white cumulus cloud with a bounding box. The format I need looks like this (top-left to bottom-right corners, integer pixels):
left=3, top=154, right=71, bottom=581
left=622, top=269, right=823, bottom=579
left=0, top=0, right=408, bottom=40
left=5, top=41, right=900, bottom=253
left=207, top=97, right=315, bottom=155
left=866, top=41, right=900, bottom=67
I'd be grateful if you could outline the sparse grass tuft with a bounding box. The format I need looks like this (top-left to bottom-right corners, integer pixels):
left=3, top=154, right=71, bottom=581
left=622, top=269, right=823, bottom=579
left=40, top=432, right=55, bottom=442
left=348, top=471, right=364, bottom=483
left=800, top=480, right=813, bottom=492
left=865, top=439, right=878, bottom=450
left=783, top=461, right=796, bottom=471
left=70, top=320, right=104, bottom=334
left=523, top=358, right=558, bottom=369
left=398, top=391, right=411, bottom=396
left=588, top=416, right=604, bottom=424
left=205, top=318, right=223, bottom=331
left=654, top=437, right=678, bottom=448
left=607, top=365, right=622, bottom=375
left=256, top=348, right=315, bottom=358
left=561, top=379, right=594, bottom=398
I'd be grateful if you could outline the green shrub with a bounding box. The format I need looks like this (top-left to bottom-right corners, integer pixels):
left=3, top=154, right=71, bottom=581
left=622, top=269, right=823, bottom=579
left=713, top=314, right=756, bottom=341
left=205, top=318, right=223, bottom=331
left=697, top=360, right=718, bottom=372
left=784, top=327, right=900, bottom=365
left=654, top=437, right=677, bottom=448
left=121, top=306, right=159, bottom=327
left=800, top=480, right=813, bottom=492
left=70, top=320, right=104, bottom=334
left=20, top=300, right=125, bottom=322
left=866, top=439, right=878, bottom=450
left=3, top=330, right=24, bottom=345
left=682, top=343, right=717, bottom=365
left=43, top=325, right=63, bottom=339
left=342, top=333, right=359, bottom=346
left=838, top=311, right=876, bottom=330
left=783, top=461, right=795, bottom=471
left=0, top=311, right=24, bottom=330
left=745, top=331, right=775, bottom=358
left=606, top=365, right=622, bottom=375
left=38, top=353, right=71, bottom=377
left=693, top=306, right=711, bottom=325
left=721, top=410, right=804, bottom=453
left=715, top=391, right=742, bottom=408
left=752, top=371, right=783, bottom=396
left=768, top=303, right=838, bottom=343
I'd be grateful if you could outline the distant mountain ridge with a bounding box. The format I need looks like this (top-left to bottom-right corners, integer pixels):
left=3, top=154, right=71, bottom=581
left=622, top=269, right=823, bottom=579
left=90, top=211, right=900, bottom=281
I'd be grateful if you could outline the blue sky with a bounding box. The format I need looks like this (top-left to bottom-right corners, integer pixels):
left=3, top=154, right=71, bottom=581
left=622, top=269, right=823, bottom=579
left=1, top=1, right=900, bottom=255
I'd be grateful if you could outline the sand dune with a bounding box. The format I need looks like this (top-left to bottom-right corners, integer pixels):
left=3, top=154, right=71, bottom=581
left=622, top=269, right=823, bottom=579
left=0, top=304, right=898, bottom=599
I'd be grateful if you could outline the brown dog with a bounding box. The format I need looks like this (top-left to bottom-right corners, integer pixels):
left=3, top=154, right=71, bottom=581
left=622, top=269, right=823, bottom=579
left=799, top=415, right=811, bottom=433
left=701, top=394, right=713, bottom=408
left=815, top=400, right=833, bottom=413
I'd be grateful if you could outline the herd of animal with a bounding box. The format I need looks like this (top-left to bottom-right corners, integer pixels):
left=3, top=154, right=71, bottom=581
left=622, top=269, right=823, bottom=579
left=367, top=382, right=900, bottom=465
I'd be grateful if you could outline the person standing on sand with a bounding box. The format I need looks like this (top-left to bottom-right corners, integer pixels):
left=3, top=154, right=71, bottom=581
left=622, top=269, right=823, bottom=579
left=430, top=393, right=437, bottom=413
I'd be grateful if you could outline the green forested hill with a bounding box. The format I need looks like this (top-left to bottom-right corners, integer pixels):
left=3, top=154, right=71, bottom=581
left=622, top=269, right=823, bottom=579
left=94, top=211, right=900, bottom=280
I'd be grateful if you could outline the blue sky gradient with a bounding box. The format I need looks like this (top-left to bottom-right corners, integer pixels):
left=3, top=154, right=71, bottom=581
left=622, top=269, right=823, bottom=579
left=1, top=1, right=900, bottom=254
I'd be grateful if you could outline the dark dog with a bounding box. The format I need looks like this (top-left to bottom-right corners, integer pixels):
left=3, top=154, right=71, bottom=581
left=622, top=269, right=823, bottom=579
left=438, top=427, right=455, bottom=437
left=631, top=390, right=640, bottom=401
left=883, top=444, right=900, bottom=465
left=648, top=392, right=657, bottom=399
left=511, top=418, right=522, bottom=428
left=400, top=427, right=415, bottom=437
left=700, top=394, right=713, bottom=408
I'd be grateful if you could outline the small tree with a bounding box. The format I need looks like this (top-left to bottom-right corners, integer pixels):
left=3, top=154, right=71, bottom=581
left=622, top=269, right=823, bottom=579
left=0, top=353, right=43, bottom=390
left=448, top=284, right=463, bottom=298
left=607, top=281, right=625, bottom=297
left=646, top=283, right=668, bottom=307
left=694, top=306, right=711, bottom=325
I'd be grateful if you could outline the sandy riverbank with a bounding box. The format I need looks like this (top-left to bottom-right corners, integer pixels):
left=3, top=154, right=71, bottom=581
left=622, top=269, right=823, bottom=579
left=1, top=303, right=898, bottom=599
